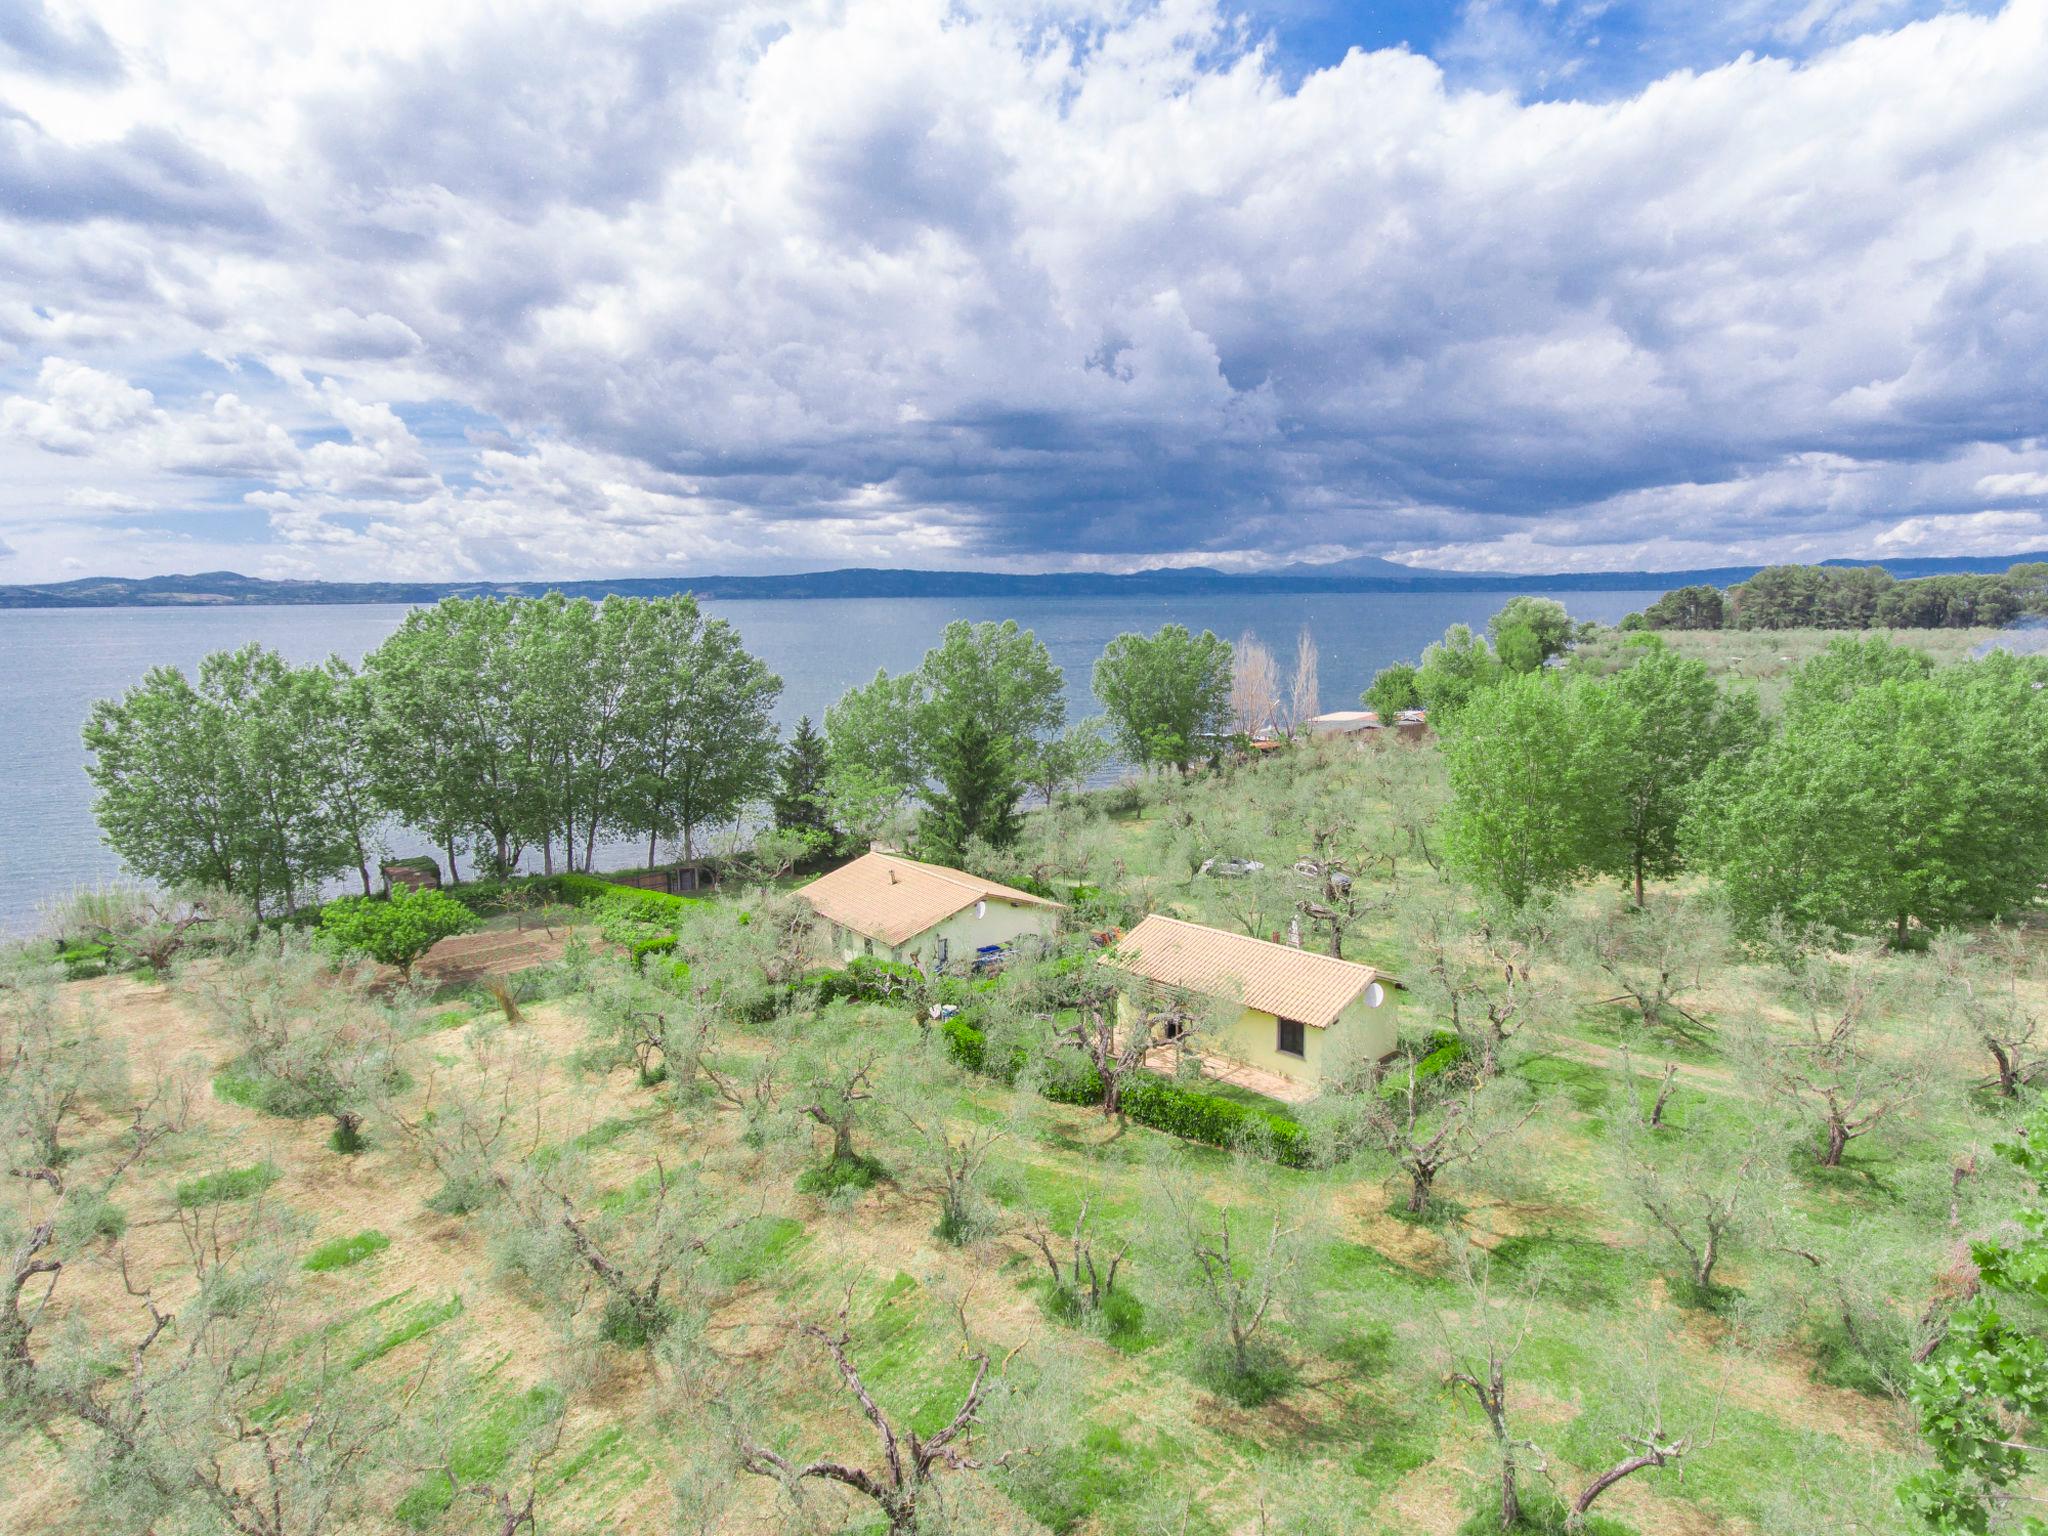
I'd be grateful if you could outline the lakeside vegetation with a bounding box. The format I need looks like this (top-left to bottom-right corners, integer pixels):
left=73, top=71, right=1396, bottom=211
left=7, top=569, right=2048, bottom=1534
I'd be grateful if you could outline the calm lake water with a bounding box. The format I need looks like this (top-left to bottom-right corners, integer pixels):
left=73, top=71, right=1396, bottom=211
left=0, top=589, right=1662, bottom=932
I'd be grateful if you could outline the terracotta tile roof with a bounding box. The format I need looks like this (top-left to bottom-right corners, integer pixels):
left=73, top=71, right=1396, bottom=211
left=795, top=851, right=1064, bottom=948
left=1107, top=914, right=1388, bottom=1029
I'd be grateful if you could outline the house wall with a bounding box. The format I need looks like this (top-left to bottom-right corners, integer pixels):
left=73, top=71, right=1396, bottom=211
left=822, top=897, right=1059, bottom=969
left=1118, top=980, right=1401, bottom=1089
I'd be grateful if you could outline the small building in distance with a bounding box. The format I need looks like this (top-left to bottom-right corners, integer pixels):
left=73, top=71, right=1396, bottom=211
left=1305, top=709, right=1382, bottom=738
left=609, top=861, right=714, bottom=895
left=1106, top=914, right=1400, bottom=1089
left=380, top=856, right=442, bottom=895
left=794, top=849, right=1065, bottom=972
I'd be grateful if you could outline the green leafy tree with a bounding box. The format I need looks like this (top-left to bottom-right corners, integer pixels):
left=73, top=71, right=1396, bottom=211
left=826, top=620, right=1065, bottom=848
left=1688, top=646, right=2048, bottom=945
left=1091, top=624, right=1233, bottom=772
left=823, top=668, right=923, bottom=816
left=1902, top=1109, right=2048, bottom=1532
left=318, top=884, right=477, bottom=979
left=1026, top=717, right=1113, bottom=805
left=1585, top=637, right=1763, bottom=905
left=1441, top=671, right=1617, bottom=907
left=1640, top=584, right=1726, bottom=630
left=614, top=597, right=783, bottom=862
left=771, top=715, right=833, bottom=834
left=1414, top=624, right=1503, bottom=720
left=1362, top=661, right=1423, bottom=718
left=918, top=717, right=1025, bottom=861
left=83, top=646, right=356, bottom=914
left=1730, top=564, right=1894, bottom=629
left=299, top=659, right=385, bottom=895
left=1487, top=596, right=1574, bottom=674
left=364, top=597, right=531, bottom=880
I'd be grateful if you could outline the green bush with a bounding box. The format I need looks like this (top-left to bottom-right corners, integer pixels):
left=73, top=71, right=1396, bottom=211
left=598, top=1294, right=676, bottom=1348
left=304, top=1231, right=391, bottom=1272
left=794, top=1152, right=886, bottom=1196
left=939, top=1015, right=1305, bottom=1164
left=630, top=934, right=679, bottom=970
left=1382, top=1030, right=1466, bottom=1100
left=805, top=956, right=921, bottom=1005
left=318, top=885, right=477, bottom=977
left=1120, top=1077, right=1310, bottom=1167
left=176, top=1162, right=280, bottom=1208
left=56, top=942, right=112, bottom=979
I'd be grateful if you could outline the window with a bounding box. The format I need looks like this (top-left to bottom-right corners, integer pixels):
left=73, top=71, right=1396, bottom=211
left=863, top=937, right=874, bottom=956
left=936, top=937, right=949, bottom=968
left=1277, top=1018, right=1306, bottom=1058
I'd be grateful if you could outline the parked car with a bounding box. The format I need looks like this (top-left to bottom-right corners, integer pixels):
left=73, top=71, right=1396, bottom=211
left=1200, top=857, right=1266, bottom=878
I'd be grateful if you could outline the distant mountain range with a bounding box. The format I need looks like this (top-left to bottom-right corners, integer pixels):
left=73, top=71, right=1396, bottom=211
left=2, top=551, right=2042, bottom=609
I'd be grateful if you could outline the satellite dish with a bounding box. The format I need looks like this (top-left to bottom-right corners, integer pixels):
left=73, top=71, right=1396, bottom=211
left=1365, top=981, right=1386, bottom=1008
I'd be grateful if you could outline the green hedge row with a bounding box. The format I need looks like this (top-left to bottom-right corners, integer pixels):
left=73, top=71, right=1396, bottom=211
left=936, top=1015, right=1306, bottom=1163
left=1120, top=1077, right=1311, bottom=1167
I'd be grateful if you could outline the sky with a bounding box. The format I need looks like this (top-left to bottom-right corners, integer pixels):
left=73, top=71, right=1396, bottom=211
left=1, top=0, right=2045, bottom=583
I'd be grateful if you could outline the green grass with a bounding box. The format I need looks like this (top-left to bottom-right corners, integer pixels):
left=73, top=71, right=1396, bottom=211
left=175, top=1162, right=280, bottom=1208
left=710, top=1214, right=807, bottom=1286
left=348, top=1293, right=464, bottom=1370
left=393, top=1385, right=565, bottom=1527
left=304, top=1231, right=391, bottom=1272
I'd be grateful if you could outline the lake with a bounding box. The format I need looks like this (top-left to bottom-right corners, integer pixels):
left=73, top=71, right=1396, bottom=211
left=0, top=588, right=1663, bottom=932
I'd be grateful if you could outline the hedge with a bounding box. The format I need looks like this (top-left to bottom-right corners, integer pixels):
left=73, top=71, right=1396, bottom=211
left=936, top=1015, right=1303, bottom=1163
left=448, top=872, right=709, bottom=922
left=1120, top=1077, right=1311, bottom=1168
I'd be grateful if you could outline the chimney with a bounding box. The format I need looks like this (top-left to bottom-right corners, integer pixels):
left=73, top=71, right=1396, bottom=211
left=888, top=869, right=899, bottom=884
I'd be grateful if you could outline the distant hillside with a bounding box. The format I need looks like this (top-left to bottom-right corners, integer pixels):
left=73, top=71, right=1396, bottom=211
left=2, top=552, right=2044, bottom=609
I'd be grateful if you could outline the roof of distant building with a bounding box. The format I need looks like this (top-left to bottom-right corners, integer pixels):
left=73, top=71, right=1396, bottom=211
left=1106, top=914, right=1392, bottom=1029
left=795, top=850, right=1064, bottom=947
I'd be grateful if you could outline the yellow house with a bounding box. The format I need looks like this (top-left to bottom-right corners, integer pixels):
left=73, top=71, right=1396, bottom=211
left=794, top=850, right=1065, bottom=972
left=1107, top=914, right=1400, bottom=1089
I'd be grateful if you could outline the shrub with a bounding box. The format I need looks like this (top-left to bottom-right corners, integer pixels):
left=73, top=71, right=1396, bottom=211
left=175, top=1162, right=280, bottom=1208
left=805, top=956, right=920, bottom=1005
left=794, top=1152, right=886, bottom=1196
left=1120, top=1078, right=1311, bottom=1168
left=56, top=942, right=112, bottom=979
left=598, top=1293, right=677, bottom=1348
left=630, top=934, right=678, bottom=970
left=939, top=1015, right=1305, bottom=1164
left=318, top=885, right=477, bottom=978
left=426, top=1172, right=501, bottom=1217
left=304, top=1231, right=391, bottom=1272
left=1382, top=1030, right=1466, bottom=1101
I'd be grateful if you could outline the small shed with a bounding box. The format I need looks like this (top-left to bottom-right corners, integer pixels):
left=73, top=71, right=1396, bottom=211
left=1306, top=709, right=1383, bottom=737
left=381, top=857, right=442, bottom=895
left=611, top=861, right=714, bottom=895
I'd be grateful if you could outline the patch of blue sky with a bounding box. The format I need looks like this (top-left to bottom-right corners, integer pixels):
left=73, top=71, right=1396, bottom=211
left=1244, top=0, right=2006, bottom=100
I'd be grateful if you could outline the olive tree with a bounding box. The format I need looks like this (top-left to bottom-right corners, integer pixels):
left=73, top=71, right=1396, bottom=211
left=727, top=1289, right=1044, bottom=1534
